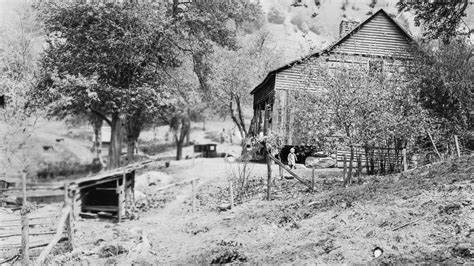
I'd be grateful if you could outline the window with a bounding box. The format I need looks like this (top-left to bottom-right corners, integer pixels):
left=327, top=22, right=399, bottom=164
left=368, top=60, right=383, bottom=76
left=0, top=95, right=5, bottom=108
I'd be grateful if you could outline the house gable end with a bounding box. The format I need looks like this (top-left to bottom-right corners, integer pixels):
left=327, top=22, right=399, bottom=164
left=331, top=11, right=414, bottom=58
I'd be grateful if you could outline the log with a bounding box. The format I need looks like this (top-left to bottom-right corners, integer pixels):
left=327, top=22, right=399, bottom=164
left=35, top=206, right=71, bottom=265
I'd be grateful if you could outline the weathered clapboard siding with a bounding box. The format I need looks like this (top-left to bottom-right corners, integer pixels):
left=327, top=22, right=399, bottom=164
left=250, top=9, right=416, bottom=145
left=333, top=12, right=412, bottom=58
left=253, top=74, right=275, bottom=107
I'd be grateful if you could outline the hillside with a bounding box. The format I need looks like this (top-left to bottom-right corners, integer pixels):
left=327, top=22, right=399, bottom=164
left=259, top=0, right=474, bottom=61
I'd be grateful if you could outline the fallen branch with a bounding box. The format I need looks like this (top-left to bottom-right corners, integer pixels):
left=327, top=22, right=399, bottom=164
left=392, top=217, right=424, bottom=231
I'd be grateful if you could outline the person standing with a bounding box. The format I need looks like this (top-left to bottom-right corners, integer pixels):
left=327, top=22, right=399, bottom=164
left=287, top=147, right=297, bottom=170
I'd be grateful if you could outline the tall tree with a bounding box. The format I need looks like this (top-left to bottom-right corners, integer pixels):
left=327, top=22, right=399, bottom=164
left=0, top=0, right=43, bottom=175
left=34, top=2, right=180, bottom=169
left=162, top=0, right=262, bottom=159
left=404, top=40, right=473, bottom=149
left=210, top=31, right=282, bottom=140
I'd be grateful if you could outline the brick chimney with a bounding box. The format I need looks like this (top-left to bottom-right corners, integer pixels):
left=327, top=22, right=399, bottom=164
left=339, top=20, right=359, bottom=38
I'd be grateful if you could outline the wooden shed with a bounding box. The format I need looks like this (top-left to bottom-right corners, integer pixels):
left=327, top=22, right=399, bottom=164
left=68, top=167, right=136, bottom=221
left=250, top=9, right=416, bottom=146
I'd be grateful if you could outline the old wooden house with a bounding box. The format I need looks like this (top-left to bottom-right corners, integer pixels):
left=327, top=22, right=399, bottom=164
left=250, top=9, right=416, bottom=148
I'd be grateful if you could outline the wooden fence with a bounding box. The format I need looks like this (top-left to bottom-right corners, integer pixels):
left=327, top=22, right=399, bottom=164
left=0, top=174, right=74, bottom=264
left=336, top=146, right=406, bottom=175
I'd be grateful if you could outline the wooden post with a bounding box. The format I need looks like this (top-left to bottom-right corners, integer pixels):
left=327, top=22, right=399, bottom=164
left=229, top=179, right=234, bottom=209
left=427, top=131, right=441, bottom=158
left=454, top=135, right=461, bottom=158
left=66, top=209, right=75, bottom=250
left=72, top=190, right=80, bottom=220
left=402, top=148, right=408, bottom=171
left=117, top=176, right=124, bottom=223
left=21, top=214, right=29, bottom=263
left=357, top=154, right=362, bottom=177
left=311, top=166, right=315, bottom=192
left=264, top=104, right=272, bottom=201
left=343, top=155, right=347, bottom=181
left=22, top=172, right=27, bottom=205
left=64, top=183, right=75, bottom=250
left=191, top=180, right=196, bottom=213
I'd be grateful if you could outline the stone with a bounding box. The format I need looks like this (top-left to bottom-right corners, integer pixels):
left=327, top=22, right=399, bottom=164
left=305, top=156, right=336, bottom=168
left=136, top=171, right=173, bottom=190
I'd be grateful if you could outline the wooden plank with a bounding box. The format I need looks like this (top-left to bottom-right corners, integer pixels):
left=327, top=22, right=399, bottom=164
left=268, top=154, right=312, bottom=190
left=82, top=205, right=119, bottom=212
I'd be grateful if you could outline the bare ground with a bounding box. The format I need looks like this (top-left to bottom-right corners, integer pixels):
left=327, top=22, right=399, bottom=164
left=49, top=155, right=473, bottom=264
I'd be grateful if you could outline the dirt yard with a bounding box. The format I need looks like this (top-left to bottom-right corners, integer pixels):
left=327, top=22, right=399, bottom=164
left=47, top=154, right=473, bottom=264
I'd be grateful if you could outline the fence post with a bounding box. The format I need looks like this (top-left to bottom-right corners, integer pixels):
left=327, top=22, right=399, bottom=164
left=64, top=183, right=75, bottom=250
left=343, top=155, right=347, bottom=181
left=21, top=214, right=29, bottom=263
left=264, top=104, right=271, bottom=201
left=229, top=179, right=234, bottom=209
left=21, top=172, right=29, bottom=263
left=454, top=135, right=461, bottom=158
left=402, top=148, right=408, bottom=171
left=357, top=154, right=362, bottom=177
left=117, top=176, right=124, bottom=223
left=311, top=166, right=315, bottom=192
left=191, top=180, right=196, bottom=213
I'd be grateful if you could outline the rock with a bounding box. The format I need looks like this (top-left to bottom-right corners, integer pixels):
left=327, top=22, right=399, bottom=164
left=305, top=157, right=336, bottom=168
left=136, top=171, right=173, bottom=190
left=99, top=244, right=127, bottom=258
left=218, top=203, right=231, bottom=212
left=311, top=151, right=329, bottom=158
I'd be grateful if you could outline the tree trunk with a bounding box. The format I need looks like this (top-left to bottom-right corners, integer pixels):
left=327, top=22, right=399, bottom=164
left=235, top=96, right=247, bottom=138
left=230, top=100, right=245, bottom=140
left=108, top=113, right=123, bottom=170
left=171, top=113, right=190, bottom=161
left=125, top=112, right=142, bottom=164
left=346, top=145, right=354, bottom=186
left=176, top=140, right=183, bottom=161
left=92, top=118, right=103, bottom=160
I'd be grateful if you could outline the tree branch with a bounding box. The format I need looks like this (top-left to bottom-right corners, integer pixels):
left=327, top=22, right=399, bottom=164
left=90, top=109, right=111, bottom=125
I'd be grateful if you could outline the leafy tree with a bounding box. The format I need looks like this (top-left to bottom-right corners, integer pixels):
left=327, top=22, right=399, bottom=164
left=397, top=0, right=473, bottom=43
left=161, top=0, right=262, bottom=159
left=34, top=2, right=180, bottom=169
left=209, top=31, right=282, bottom=140
left=293, top=55, right=430, bottom=185
left=0, top=0, right=43, bottom=175
left=404, top=40, right=473, bottom=151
